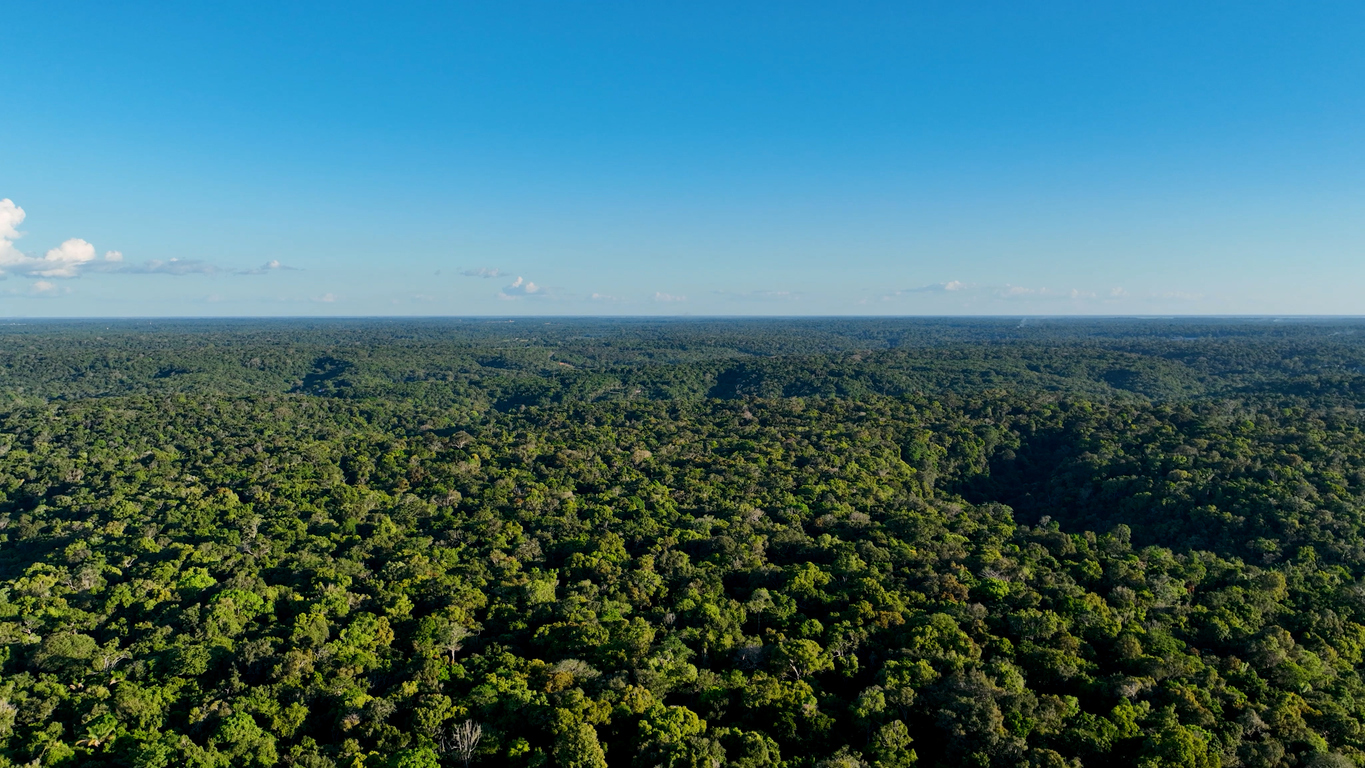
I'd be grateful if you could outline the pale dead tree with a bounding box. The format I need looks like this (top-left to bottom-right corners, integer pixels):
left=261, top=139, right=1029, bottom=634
left=440, top=624, right=472, bottom=664
left=439, top=719, right=482, bottom=767
left=95, top=649, right=131, bottom=672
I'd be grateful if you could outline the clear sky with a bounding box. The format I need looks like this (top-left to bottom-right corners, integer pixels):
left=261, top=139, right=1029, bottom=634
left=3, top=1, right=1363, bottom=316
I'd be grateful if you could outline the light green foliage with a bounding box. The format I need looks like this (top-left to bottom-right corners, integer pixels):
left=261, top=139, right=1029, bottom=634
left=872, top=720, right=917, bottom=767
left=0, top=319, right=1362, bottom=766
left=389, top=747, right=441, bottom=768
left=553, top=719, right=607, bottom=768
left=213, top=712, right=278, bottom=767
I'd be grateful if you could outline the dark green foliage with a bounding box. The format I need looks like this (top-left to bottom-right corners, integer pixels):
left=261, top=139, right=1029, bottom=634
left=0, top=318, right=1362, bottom=766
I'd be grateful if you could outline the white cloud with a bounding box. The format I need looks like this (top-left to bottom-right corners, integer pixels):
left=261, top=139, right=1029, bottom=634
left=1110, top=287, right=1126, bottom=297
left=0, top=198, right=229, bottom=281
left=106, top=258, right=217, bottom=275
left=30, top=280, right=61, bottom=295
left=653, top=291, right=686, bottom=302
left=314, top=292, right=337, bottom=303
left=914, top=280, right=968, bottom=292
left=0, top=200, right=25, bottom=264
left=33, top=239, right=98, bottom=277
left=590, top=292, right=620, bottom=302
left=235, top=259, right=297, bottom=275
left=0, top=200, right=22, bottom=237
left=500, top=276, right=543, bottom=299
left=461, top=267, right=504, bottom=278
left=0, top=200, right=105, bottom=278
left=992, top=285, right=1104, bottom=301
left=0, top=235, right=99, bottom=278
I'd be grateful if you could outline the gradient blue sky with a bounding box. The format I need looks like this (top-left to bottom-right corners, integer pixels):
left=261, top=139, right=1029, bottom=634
left=3, top=1, right=1363, bottom=316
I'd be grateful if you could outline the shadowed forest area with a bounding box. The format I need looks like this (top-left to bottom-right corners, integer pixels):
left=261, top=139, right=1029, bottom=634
left=3, top=318, right=1365, bottom=767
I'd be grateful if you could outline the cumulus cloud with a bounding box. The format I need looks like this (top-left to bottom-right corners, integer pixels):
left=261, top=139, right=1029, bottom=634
left=0, top=199, right=27, bottom=269
left=461, top=267, right=504, bottom=278
left=653, top=291, right=686, bottom=302
left=0, top=198, right=239, bottom=281
left=30, top=280, right=62, bottom=295
left=314, top=293, right=337, bottom=303
left=35, top=238, right=99, bottom=277
left=589, top=292, right=620, bottom=302
left=0, top=200, right=109, bottom=279
left=0, top=199, right=22, bottom=242
left=500, top=276, right=543, bottom=299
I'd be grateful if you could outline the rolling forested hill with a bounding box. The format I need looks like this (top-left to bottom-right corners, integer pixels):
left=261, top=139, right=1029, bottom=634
left=2, top=317, right=1365, bottom=768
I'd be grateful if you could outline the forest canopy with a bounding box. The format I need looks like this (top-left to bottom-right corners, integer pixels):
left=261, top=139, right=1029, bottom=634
left=2, top=317, right=1365, bottom=767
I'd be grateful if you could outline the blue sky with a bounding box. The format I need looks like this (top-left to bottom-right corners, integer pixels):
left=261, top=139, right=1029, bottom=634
left=3, top=1, right=1363, bottom=316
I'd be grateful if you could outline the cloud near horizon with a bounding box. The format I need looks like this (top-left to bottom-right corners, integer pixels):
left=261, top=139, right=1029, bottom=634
left=0, top=198, right=250, bottom=281
left=994, top=285, right=1100, bottom=300
left=918, top=280, right=969, bottom=292
left=100, top=258, right=219, bottom=276
left=461, top=267, right=504, bottom=278
left=235, top=259, right=298, bottom=275
left=0, top=199, right=126, bottom=279
left=500, top=276, right=543, bottom=299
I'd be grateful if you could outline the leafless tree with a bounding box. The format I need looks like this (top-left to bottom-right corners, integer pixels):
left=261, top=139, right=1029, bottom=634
left=94, top=649, right=131, bottom=672
left=439, top=719, right=482, bottom=767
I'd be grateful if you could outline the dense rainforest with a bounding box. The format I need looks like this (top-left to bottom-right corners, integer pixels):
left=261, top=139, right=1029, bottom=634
left=2, top=317, right=1365, bottom=768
